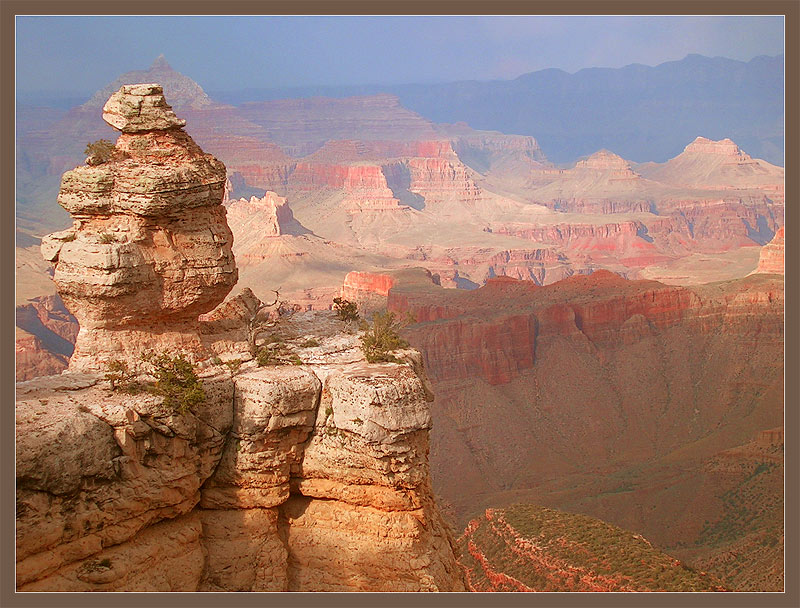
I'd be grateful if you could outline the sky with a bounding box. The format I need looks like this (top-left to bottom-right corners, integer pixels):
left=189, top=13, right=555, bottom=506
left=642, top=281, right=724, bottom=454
left=16, top=15, right=785, bottom=94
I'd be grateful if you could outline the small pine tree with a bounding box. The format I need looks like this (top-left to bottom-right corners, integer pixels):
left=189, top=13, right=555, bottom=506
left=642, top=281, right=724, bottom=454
left=332, top=297, right=359, bottom=325
left=140, top=351, right=205, bottom=415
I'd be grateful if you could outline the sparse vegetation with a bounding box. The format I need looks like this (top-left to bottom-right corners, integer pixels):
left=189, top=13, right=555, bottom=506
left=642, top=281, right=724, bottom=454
left=246, top=289, right=281, bottom=356
left=104, top=359, right=140, bottom=393
left=256, top=344, right=302, bottom=367
left=85, top=139, right=115, bottom=165
left=332, top=297, right=359, bottom=325
left=140, top=351, right=205, bottom=415
left=98, top=232, right=117, bottom=244
left=461, top=504, right=727, bottom=592
left=62, top=233, right=77, bottom=242
left=359, top=310, right=410, bottom=363
left=299, top=338, right=320, bottom=348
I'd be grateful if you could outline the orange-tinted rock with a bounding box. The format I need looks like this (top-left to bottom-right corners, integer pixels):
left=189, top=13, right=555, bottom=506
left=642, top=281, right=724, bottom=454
left=341, top=271, right=396, bottom=301
left=753, top=227, right=784, bottom=274
left=226, top=191, right=305, bottom=238
left=40, top=85, right=237, bottom=371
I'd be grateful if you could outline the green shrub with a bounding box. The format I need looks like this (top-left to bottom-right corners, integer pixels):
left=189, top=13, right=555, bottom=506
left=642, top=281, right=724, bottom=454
left=299, top=338, right=320, bottom=348
left=333, top=297, right=359, bottom=323
left=140, top=351, right=205, bottom=415
left=98, top=232, right=116, bottom=244
left=359, top=310, right=409, bottom=363
left=104, top=359, right=140, bottom=393
left=85, top=139, right=115, bottom=164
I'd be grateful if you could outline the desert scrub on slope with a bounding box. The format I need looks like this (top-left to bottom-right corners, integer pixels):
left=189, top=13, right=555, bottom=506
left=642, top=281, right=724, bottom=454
left=359, top=310, right=411, bottom=363
left=140, top=351, right=205, bottom=415
left=85, top=139, right=116, bottom=165
left=256, top=344, right=303, bottom=367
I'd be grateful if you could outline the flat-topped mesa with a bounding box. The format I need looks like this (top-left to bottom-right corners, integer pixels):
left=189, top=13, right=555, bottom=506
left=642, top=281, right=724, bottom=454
left=575, top=149, right=638, bottom=177
left=41, top=84, right=237, bottom=371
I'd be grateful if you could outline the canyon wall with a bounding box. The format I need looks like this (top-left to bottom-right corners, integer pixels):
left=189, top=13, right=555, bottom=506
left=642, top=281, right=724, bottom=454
left=358, top=264, right=784, bottom=590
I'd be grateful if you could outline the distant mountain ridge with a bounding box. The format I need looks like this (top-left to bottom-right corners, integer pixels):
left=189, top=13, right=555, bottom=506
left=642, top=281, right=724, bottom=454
left=82, top=55, right=215, bottom=109
left=206, top=53, right=784, bottom=166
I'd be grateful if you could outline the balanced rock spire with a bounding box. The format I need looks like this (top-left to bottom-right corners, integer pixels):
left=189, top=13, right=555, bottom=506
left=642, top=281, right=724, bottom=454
left=42, top=84, right=237, bottom=370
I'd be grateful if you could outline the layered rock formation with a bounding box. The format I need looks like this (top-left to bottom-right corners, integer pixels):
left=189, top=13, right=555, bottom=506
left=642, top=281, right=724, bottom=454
left=638, top=137, right=785, bottom=196
left=753, top=226, right=784, bottom=274
left=339, top=267, right=784, bottom=588
left=40, top=84, right=237, bottom=370
left=15, top=295, right=78, bottom=381
left=16, top=314, right=465, bottom=592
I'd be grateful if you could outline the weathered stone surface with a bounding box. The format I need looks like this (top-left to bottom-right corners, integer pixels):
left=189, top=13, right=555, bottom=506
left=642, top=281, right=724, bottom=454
left=102, top=84, right=186, bottom=133
left=200, top=366, right=321, bottom=509
left=199, top=509, right=288, bottom=591
left=281, top=495, right=465, bottom=591
left=19, top=513, right=206, bottom=592
left=15, top=373, right=233, bottom=588
left=16, top=313, right=464, bottom=592
left=42, top=85, right=237, bottom=370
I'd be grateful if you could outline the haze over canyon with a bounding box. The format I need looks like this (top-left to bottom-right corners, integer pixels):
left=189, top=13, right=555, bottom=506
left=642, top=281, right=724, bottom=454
left=14, top=50, right=785, bottom=594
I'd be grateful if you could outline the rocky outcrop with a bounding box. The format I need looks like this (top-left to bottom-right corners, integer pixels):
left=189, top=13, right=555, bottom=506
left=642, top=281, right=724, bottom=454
left=19, top=87, right=463, bottom=589
left=40, top=85, right=237, bottom=370
left=753, top=227, right=784, bottom=274
left=340, top=271, right=397, bottom=311
left=16, top=312, right=465, bottom=592
left=226, top=191, right=307, bottom=239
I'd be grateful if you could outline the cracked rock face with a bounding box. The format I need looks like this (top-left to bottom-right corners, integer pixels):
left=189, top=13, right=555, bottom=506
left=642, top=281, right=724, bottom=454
left=41, top=84, right=237, bottom=370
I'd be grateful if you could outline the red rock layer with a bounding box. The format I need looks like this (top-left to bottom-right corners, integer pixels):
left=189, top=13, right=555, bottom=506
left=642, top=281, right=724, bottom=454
left=341, top=271, right=396, bottom=301
left=382, top=268, right=783, bottom=387
left=458, top=506, right=727, bottom=592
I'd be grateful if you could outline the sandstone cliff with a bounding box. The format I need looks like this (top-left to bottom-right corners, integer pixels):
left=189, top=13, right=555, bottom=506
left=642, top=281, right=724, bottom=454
left=16, top=315, right=465, bottom=592
left=345, top=266, right=783, bottom=588
left=753, top=226, right=784, bottom=275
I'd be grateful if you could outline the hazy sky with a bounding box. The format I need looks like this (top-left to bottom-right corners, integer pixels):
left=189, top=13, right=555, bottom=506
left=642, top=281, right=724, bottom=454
left=16, top=15, right=784, bottom=93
